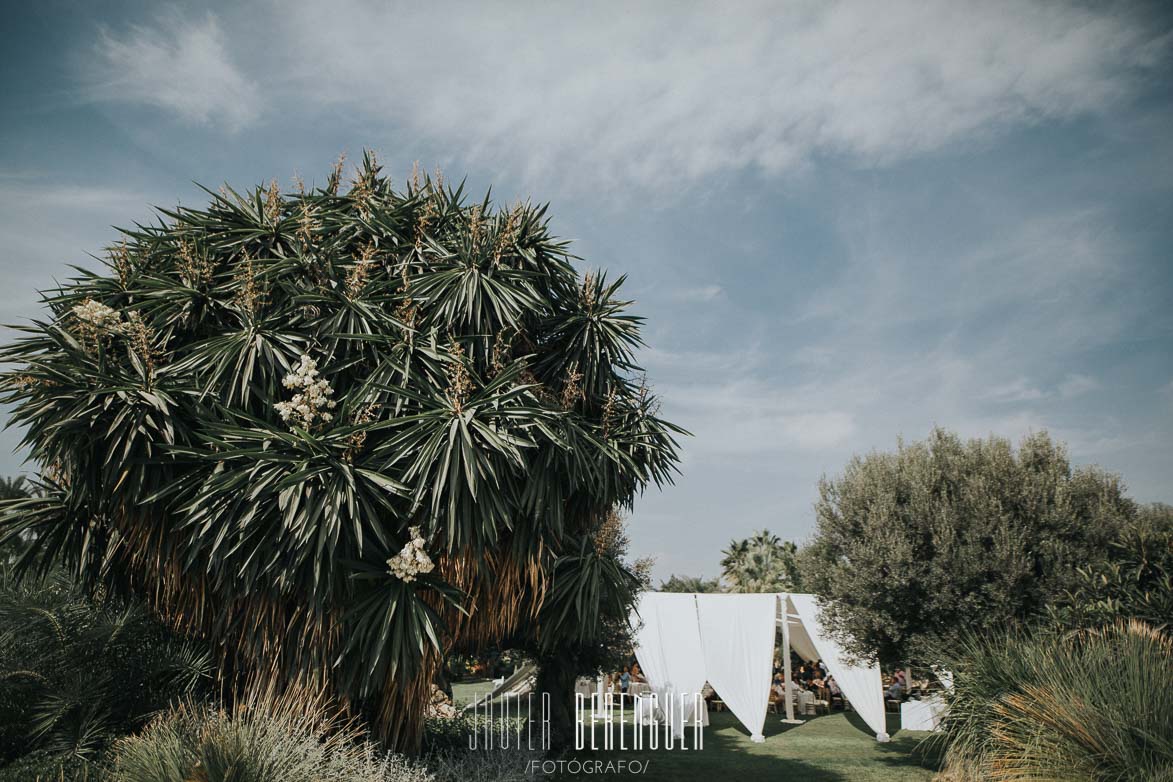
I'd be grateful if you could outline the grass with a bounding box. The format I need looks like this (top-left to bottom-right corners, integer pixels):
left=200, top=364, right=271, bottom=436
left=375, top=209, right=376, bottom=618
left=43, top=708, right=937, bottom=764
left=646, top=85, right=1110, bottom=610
left=450, top=679, right=497, bottom=708
left=450, top=679, right=941, bottom=780
left=566, top=711, right=939, bottom=781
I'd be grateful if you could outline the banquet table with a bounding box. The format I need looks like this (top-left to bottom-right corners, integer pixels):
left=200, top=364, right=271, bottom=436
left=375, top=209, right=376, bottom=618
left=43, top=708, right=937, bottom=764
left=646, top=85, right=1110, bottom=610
left=632, top=691, right=710, bottom=727
left=574, top=677, right=597, bottom=699
left=793, top=688, right=815, bottom=715
left=901, top=695, right=947, bottom=731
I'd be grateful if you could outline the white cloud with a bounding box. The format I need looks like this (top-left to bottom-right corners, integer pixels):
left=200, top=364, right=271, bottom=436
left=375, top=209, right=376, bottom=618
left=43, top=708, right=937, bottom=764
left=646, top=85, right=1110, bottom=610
left=281, top=0, right=1166, bottom=190
left=1058, top=373, right=1100, bottom=399
left=78, top=2, right=1167, bottom=190
left=668, top=285, right=724, bottom=303
left=986, top=378, right=1048, bottom=403
left=653, top=374, right=860, bottom=458
left=88, top=12, right=260, bottom=131
left=981, top=374, right=1099, bottom=404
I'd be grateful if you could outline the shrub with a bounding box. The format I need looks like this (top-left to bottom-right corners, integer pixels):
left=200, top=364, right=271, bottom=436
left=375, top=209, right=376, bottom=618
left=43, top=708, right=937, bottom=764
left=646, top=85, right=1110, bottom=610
left=423, top=711, right=529, bottom=753
left=0, top=750, right=95, bottom=782
left=1048, top=503, right=1173, bottom=633
left=0, top=570, right=211, bottom=766
left=423, top=712, right=543, bottom=782
left=427, top=747, right=544, bottom=782
left=936, top=620, right=1173, bottom=781
left=107, top=699, right=434, bottom=782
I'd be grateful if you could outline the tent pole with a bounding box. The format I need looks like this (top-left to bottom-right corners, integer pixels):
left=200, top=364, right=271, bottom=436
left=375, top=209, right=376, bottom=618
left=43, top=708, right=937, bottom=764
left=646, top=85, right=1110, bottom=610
left=781, top=595, right=801, bottom=724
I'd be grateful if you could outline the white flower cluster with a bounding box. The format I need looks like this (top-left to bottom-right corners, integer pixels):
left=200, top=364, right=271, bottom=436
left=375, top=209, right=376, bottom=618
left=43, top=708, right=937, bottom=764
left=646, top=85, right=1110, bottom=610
left=387, top=526, right=435, bottom=583
left=72, top=299, right=124, bottom=332
left=273, top=355, right=336, bottom=430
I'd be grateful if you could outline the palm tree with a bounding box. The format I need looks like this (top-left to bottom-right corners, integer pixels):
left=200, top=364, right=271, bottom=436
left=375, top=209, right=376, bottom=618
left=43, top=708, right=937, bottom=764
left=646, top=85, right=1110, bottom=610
left=721, top=530, right=802, bottom=592
left=0, top=476, right=29, bottom=501
left=0, top=153, right=683, bottom=750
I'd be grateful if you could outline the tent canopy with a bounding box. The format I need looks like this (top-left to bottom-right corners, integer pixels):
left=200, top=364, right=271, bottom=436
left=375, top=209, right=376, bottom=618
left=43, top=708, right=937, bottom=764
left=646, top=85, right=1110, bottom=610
left=630, top=592, right=889, bottom=743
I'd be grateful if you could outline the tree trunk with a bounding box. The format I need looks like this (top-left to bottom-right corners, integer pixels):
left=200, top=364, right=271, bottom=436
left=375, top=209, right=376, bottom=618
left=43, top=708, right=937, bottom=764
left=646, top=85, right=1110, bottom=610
left=536, top=652, right=578, bottom=753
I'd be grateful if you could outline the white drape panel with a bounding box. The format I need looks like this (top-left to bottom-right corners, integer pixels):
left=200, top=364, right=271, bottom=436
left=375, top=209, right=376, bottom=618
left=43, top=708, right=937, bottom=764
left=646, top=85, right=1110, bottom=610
left=786, top=616, right=821, bottom=663
left=630, top=593, right=708, bottom=737
left=695, top=594, right=776, bottom=742
left=632, top=592, right=889, bottom=743
left=788, top=593, right=889, bottom=741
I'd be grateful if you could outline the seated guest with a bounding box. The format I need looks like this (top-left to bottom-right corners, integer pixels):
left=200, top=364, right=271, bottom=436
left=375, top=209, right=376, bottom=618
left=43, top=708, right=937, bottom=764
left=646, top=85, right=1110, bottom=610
left=811, top=672, right=827, bottom=700
left=886, top=676, right=903, bottom=701
left=825, top=676, right=843, bottom=710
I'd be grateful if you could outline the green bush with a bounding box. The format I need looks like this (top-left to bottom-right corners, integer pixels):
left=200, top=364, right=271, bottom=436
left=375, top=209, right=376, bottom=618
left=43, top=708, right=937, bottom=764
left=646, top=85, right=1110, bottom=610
left=0, top=750, right=96, bottom=782
left=936, top=620, right=1173, bottom=781
left=1048, top=503, right=1173, bottom=633
left=422, top=713, right=543, bottom=782
left=108, top=701, right=434, bottom=782
left=427, top=747, right=544, bottom=782
left=0, top=570, right=211, bottom=766
left=422, top=712, right=528, bottom=754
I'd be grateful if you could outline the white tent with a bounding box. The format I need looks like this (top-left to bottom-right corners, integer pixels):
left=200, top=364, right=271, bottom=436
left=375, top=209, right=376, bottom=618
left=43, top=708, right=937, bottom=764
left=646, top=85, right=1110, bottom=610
left=630, top=592, right=889, bottom=743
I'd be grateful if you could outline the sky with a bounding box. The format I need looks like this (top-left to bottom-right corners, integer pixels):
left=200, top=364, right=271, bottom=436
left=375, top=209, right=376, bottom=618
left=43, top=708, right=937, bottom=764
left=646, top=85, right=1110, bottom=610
left=2, top=1, right=1171, bottom=582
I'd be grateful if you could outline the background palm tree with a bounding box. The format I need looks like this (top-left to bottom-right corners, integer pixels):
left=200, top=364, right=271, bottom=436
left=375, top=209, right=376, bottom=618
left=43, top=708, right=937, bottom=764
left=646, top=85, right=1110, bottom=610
left=0, top=478, right=28, bottom=502
left=721, top=530, right=803, bottom=592
left=0, top=154, right=683, bottom=750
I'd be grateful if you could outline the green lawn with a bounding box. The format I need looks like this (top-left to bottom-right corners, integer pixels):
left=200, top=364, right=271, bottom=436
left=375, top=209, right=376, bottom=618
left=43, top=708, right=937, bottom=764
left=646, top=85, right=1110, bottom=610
left=566, top=710, right=940, bottom=781
left=449, top=679, right=942, bottom=780
left=451, top=677, right=497, bottom=707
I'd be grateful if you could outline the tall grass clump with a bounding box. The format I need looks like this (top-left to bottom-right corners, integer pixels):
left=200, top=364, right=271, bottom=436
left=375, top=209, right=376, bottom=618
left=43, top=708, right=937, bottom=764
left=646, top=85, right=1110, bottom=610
left=936, top=619, right=1173, bottom=781
left=107, top=695, right=434, bottom=782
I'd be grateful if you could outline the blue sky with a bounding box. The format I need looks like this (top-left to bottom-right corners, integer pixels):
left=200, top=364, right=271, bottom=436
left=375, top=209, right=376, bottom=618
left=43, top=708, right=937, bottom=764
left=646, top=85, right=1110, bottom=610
left=2, top=1, right=1171, bottom=581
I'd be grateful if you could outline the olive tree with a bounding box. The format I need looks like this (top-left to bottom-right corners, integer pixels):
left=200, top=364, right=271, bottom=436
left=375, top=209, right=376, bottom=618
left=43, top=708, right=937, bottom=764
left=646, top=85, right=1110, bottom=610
left=803, top=428, right=1133, bottom=666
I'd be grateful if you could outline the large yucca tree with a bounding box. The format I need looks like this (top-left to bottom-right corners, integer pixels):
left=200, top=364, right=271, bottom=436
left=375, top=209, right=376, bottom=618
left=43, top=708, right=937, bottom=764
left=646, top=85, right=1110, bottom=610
left=0, top=154, right=682, bottom=750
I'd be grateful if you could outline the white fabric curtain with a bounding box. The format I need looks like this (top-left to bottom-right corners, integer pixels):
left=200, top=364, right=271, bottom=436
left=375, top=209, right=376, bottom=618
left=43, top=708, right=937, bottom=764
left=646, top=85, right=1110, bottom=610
left=695, top=593, right=776, bottom=742
left=788, top=593, right=889, bottom=741
left=630, top=593, right=708, bottom=737
left=785, top=615, right=821, bottom=663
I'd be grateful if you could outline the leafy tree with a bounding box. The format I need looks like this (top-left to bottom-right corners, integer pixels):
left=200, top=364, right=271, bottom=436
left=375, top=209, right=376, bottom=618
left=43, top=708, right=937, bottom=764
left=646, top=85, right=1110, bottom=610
left=659, top=574, right=722, bottom=593
left=0, top=154, right=682, bottom=750
left=803, top=428, right=1134, bottom=666
left=721, top=529, right=803, bottom=592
